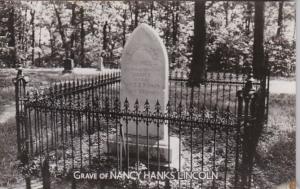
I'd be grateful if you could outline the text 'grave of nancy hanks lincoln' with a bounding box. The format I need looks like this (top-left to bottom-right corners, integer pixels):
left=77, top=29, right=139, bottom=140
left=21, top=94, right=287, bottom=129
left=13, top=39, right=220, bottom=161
left=109, top=23, right=179, bottom=168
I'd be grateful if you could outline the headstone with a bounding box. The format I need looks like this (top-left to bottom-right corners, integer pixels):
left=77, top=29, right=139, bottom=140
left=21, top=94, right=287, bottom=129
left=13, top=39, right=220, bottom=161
left=62, top=58, right=74, bottom=73
left=108, top=23, right=179, bottom=167
left=120, top=23, right=169, bottom=138
left=97, top=57, right=104, bottom=71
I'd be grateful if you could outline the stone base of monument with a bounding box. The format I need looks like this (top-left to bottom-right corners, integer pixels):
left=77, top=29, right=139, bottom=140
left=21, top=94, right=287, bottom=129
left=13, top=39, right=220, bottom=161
left=105, top=135, right=181, bottom=170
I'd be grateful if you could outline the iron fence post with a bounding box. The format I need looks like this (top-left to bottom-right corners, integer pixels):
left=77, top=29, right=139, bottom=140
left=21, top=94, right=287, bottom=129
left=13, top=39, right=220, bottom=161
left=235, top=89, right=243, bottom=187
left=237, top=72, right=257, bottom=188
left=13, top=67, right=31, bottom=188
left=13, top=68, right=25, bottom=152
left=14, top=68, right=23, bottom=156
left=42, top=157, right=51, bottom=189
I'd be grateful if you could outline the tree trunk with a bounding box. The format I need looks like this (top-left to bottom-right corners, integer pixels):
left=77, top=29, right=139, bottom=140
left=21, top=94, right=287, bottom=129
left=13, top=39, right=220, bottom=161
left=103, top=21, right=108, bottom=51
left=253, top=1, right=265, bottom=79
left=245, top=2, right=253, bottom=36
left=108, top=25, right=113, bottom=59
left=134, top=1, right=139, bottom=28
left=128, top=1, right=133, bottom=31
left=49, top=29, right=54, bottom=59
left=21, top=8, right=27, bottom=52
left=70, top=3, right=76, bottom=61
left=80, top=7, right=85, bottom=67
left=276, top=1, right=284, bottom=37
left=53, top=4, right=69, bottom=59
left=190, top=0, right=206, bottom=84
left=24, top=8, right=28, bottom=55
left=165, top=2, right=170, bottom=47
left=8, top=6, right=16, bottom=68
left=293, top=13, right=296, bottom=39
left=123, top=10, right=127, bottom=47
left=38, top=27, right=41, bottom=66
left=150, top=1, right=154, bottom=27
left=172, top=1, right=179, bottom=45
left=30, top=10, right=35, bottom=66
left=224, top=1, right=229, bottom=27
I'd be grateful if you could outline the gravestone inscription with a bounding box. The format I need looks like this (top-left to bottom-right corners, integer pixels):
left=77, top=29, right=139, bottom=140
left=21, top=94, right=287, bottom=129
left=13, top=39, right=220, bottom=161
left=120, top=23, right=169, bottom=139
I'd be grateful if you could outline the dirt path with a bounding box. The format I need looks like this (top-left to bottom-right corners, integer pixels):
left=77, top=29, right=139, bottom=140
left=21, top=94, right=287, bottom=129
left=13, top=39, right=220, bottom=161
left=0, top=103, right=15, bottom=124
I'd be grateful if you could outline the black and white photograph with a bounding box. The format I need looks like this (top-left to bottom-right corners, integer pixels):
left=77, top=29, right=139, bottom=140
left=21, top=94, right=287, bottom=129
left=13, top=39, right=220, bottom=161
left=0, top=0, right=296, bottom=188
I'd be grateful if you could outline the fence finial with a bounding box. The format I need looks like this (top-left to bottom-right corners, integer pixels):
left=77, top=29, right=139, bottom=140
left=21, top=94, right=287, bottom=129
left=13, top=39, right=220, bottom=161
left=134, top=99, right=139, bottom=111
left=166, top=101, right=171, bottom=113
left=144, top=99, right=150, bottom=111
left=114, top=97, right=120, bottom=111
left=124, top=98, right=129, bottom=110
left=16, top=66, right=23, bottom=78
left=155, top=100, right=161, bottom=112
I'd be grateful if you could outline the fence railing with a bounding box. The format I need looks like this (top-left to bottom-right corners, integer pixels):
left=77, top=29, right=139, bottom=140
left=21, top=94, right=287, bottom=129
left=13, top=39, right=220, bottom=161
left=14, top=68, right=268, bottom=189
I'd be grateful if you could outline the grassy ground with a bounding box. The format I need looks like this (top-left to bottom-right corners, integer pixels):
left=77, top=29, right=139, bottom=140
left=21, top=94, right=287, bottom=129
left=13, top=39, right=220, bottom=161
left=0, top=68, right=102, bottom=111
left=0, top=69, right=16, bottom=112
left=253, top=93, right=296, bottom=188
left=0, top=68, right=103, bottom=187
left=270, top=75, right=296, bottom=81
left=0, top=118, right=22, bottom=187
left=0, top=88, right=14, bottom=113
left=0, top=69, right=296, bottom=188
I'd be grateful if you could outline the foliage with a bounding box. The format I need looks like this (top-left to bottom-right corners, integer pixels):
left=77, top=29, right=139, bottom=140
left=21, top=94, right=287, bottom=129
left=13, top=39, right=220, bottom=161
left=0, top=1, right=296, bottom=76
left=266, top=36, right=296, bottom=76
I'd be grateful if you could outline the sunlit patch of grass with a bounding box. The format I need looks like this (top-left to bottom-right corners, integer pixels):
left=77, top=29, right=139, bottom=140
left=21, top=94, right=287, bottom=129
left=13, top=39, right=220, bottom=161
left=0, top=69, right=16, bottom=110
left=0, top=87, right=15, bottom=111
left=268, top=93, right=295, bottom=132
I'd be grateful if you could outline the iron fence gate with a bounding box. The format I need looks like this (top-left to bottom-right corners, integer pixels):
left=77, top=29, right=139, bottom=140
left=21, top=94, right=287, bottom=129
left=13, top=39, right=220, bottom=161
left=14, top=68, right=269, bottom=189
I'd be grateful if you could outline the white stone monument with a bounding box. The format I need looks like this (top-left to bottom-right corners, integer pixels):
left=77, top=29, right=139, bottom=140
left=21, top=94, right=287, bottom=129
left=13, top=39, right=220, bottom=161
left=108, top=23, right=179, bottom=168
left=120, top=23, right=169, bottom=138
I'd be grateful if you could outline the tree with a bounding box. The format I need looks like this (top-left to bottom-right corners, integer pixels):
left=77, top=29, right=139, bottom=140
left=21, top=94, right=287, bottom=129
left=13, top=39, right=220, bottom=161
left=224, top=1, right=229, bottom=27
left=134, top=1, right=139, bottom=28
left=277, top=1, right=284, bottom=37
left=122, top=10, right=127, bottom=47
left=253, top=1, right=265, bottom=79
left=245, top=2, right=253, bottom=36
left=0, top=1, right=294, bottom=74
left=149, top=1, right=154, bottom=27
left=190, top=0, right=206, bottom=84
left=103, top=21, right=108, bottom=51
left=80, top=7, right=85, bottom=67
left=172, top=1, right=179, bottom=45
left=53, top=3, right=69, bottom=59
left=69, top=3, right=77, bottom=60
left=30, top=10, right=35, bottom=66
left=7, top=6, right=16, bottom=68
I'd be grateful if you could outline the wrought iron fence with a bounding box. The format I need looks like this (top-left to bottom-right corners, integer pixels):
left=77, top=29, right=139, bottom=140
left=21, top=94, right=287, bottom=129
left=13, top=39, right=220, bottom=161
left=14, top=68, right=269, bottom=189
